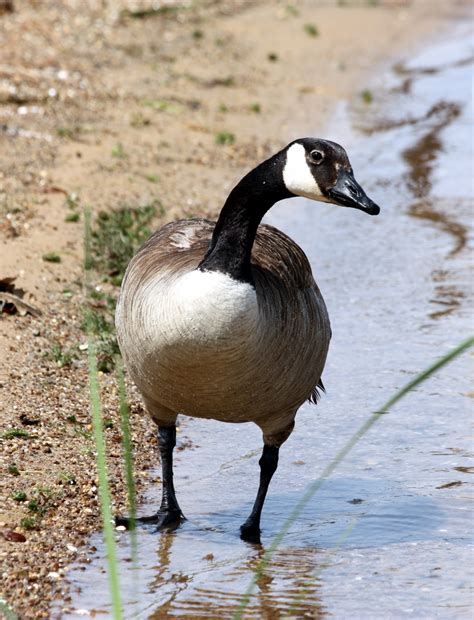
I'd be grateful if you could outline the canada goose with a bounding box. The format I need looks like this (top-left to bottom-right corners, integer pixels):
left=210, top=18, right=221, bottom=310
left=115, top=138, right=380, bottom=543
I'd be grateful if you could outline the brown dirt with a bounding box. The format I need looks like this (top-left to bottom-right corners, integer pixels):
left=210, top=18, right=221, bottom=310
left=0, top=1, right=467, bottom=617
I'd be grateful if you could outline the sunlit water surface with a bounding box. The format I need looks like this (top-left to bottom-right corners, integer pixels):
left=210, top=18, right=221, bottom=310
left=59, top=22, right=473, bottom=620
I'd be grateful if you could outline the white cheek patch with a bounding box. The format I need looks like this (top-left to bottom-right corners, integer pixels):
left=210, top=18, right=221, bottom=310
left=283, top=143, right=325, bottom=201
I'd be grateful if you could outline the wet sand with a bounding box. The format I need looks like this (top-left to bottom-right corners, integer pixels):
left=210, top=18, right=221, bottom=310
left=0, top=1, right=471, bottom=618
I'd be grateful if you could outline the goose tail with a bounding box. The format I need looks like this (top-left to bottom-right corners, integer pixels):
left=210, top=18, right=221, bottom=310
left=308, top=378, right=326, bottom=405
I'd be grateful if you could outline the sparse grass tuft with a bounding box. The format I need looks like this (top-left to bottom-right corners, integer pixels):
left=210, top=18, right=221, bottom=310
left=82, top=201, right=159, bottom=374
left=111, top=143, right=126, bottom=158
left=27, top=499, right=41, bottom=514
left=142, top=99, right=173, bottom=112
left=88, top=202, right=159, bottom=285
left=361, top=89, right=373, bottom=104
left=285, top=4, right=299, bottom=16
left=303, top=23, right=319, bottom=37
left=81, top=290, right=120, bottom=373
left=20, top=517, right=37, bottom=531
left=57, top=126, right=82, bottom=139
left=249, top=102, right=261, bottom=113
left=215, top=131, right=235, bottom=145
left=65, top=212, right=80, bottom=222
left=42, top=252, right=61, bottom=263
left=11, top=491, right=27, bottom=502
left=145, top=173, right=160, bottom=183
left=56, top=127, right=74, bottom=138
left=8, top=464, right=20, bottom=476
left=50, top=342, right=78, bottom=368
left=59, top=471, right=77, bottom=485
left=3, top=428, right=31, bottom=439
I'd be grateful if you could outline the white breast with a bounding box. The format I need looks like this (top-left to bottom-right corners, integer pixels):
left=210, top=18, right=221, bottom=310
left=135, top=269, right=259, bottom=352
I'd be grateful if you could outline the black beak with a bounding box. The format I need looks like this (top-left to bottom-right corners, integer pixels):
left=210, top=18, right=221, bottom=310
left=327, top=169, right=380, bottom=216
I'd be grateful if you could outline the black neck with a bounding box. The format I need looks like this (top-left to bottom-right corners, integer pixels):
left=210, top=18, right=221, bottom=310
left=198, top=151, right=292, bottom=284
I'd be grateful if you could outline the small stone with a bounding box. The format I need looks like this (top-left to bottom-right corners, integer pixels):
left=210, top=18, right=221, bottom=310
left=1, top=529, right=26, bottom=542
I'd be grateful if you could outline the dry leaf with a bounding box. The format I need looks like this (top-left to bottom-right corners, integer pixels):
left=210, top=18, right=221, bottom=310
left=0, top=275, right=41, bottom=316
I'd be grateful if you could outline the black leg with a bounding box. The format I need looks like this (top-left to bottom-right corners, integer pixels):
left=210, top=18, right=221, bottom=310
left=240, top=444, right=279, bottom=544
left=155, top=425, right=184, bottom=528
left=116, top=425, right=185, bottom=530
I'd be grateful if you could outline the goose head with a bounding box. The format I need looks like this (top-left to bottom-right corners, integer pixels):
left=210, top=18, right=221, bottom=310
left=282, top=138, right=380, bottom=215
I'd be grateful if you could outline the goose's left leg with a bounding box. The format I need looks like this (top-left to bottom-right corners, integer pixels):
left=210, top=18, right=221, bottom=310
left=154, top=424, right=185, bottom=528
left=240, top=420, right=295, bottom=544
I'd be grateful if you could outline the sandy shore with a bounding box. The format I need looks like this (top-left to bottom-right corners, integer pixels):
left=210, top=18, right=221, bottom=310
left=0, top=1, right=466, bottom=617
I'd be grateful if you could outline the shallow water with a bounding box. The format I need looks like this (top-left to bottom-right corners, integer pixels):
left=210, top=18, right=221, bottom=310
left=60, top=23, right=473, bottom=619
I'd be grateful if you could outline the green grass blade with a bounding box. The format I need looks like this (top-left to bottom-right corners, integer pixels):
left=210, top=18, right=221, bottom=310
left=116, top=357, right=137, bottom=531
left=0, top=598, right=19, bottom=620
left=84, top=206, right=123, bottom=619
left=234, top=335, right=474, bottom=619
left=116, top=356, right=141, bottom=618
left=87, top=329, right=123, bottom=620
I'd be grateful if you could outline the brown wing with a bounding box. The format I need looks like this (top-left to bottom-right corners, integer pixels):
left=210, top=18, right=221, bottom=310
left=125, top=218, right=318, bottom=291
left=122, top=218, right=330, bottom=405
left=253, top=223, right=318, bottom=291
left=122, top=218, right=215, bottom=287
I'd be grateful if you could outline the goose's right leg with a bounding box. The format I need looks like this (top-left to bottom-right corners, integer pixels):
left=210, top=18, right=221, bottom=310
left=116, top=401, right=184, bottom=530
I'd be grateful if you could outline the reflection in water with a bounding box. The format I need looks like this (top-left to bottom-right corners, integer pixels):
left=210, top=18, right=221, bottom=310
left=360, top=100, right=459, bottom=136
left=392, top=54, right=474, bottom=94
left=149, top=545, right=323, bottom=619
left=409, top=199, right=468, bottom=258
left=401, top=99, right=468, bottom=318
left=402, top=102, right=460, bottom=198
left=361, top=50, right=470, bottom=322
left=104, top=525, right=325, bottom=620
left=363, top=99, right=468, bottom=261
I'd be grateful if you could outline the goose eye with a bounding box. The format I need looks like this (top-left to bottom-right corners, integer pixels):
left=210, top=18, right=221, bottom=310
left=310, top=150, right=324, bottom=164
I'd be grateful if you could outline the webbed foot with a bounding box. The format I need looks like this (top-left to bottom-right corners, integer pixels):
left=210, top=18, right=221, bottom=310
left=240, top=519, right=262, bottom=545
left=115, top=509, right=185, bottom=531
